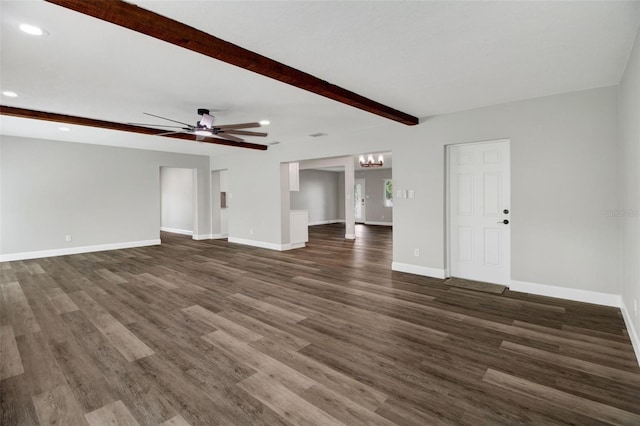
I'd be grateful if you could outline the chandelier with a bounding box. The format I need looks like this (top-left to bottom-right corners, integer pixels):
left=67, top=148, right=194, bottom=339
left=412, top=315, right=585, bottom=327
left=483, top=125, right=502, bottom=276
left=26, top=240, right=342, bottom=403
left=359, top=154, right=384, bottom=168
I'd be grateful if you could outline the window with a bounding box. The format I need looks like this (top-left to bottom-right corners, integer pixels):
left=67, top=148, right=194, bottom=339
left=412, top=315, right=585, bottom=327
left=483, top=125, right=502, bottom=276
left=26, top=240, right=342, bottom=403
left=384, top=179, right=393, bottom=207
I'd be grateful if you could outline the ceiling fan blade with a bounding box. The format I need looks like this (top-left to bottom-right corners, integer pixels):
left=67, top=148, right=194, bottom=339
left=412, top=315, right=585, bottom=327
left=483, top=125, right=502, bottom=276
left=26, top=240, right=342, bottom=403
left=156, top=131, right=187, bottom=136
left=128, top=123, right=187, bottom=129
left=220, top=129, right=268, bottom=137
left=215, top=122, right=261, bottom=130
left=206, top=133, right=245, bottom=143
left=143, top=112, right=193, bottom=127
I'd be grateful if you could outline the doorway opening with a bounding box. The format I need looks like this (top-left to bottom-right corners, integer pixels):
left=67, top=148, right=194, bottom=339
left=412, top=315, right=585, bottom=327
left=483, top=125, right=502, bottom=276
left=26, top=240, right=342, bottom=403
left=211, top=169, right=229, bottom=238
left=159, top=167, right=197, bottom=239
left=354, top=178, right=366, bottom=223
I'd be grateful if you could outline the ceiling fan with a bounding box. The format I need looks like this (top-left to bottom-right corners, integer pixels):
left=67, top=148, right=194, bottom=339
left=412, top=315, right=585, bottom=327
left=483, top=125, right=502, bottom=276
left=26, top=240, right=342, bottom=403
left=128, top=108, right=268, bottom=143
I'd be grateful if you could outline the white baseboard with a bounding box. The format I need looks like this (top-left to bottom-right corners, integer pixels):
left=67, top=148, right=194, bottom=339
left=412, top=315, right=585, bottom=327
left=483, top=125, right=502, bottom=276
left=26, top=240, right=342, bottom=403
left=345, top=233, right=356, bottom=240
left=228, top=237, right=289, bottom=251
left=191, top=234, right=227, bottom=240
left=509, top=280, right=621, bottom=307
left=308, top=219, right=345, bottom=226
left=0, top=239, right=161, bottom=262
left=289, top=242, right=306, bottom=249
left=210, top=234, right=228, bottom=240
left=391, top=262, right=446, bottom=279
left=364, top=221, right=392, bottom=226
left=160, top=227, right=193, bottom=236
left=620, top=299, right=640, bottom=367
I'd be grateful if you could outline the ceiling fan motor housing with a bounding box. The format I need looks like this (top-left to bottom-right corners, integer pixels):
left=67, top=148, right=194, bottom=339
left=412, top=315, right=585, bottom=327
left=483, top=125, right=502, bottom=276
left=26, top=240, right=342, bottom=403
left=197, top=108, right=210, bottom=116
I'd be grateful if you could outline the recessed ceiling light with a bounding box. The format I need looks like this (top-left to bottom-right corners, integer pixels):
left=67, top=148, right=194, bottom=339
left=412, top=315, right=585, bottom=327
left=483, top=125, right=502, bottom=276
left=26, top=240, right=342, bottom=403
left=19, top=23, right=45, bottom=36
left=2, top=91, right=18, bottom=98
left=58, top=126, right=70, bottom=132
left=259, top=120, right=270, bottom=126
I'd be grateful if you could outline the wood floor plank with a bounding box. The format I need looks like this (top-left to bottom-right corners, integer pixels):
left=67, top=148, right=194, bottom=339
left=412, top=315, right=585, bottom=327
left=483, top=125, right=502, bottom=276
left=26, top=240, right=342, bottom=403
left=237, top=372, right=345, bottom=426
left=72, top=291, right=154, bottom=362
left=500, top=340, right=640, bottom=385
left=230, top=293, right=307, bottom=323
left=32, top=383, right=88, bottom=426
left=159, top=414, right=191, bottom=426
left=250, top=338, right=388, bottom=412
left=133, top=272, right=179, bottom=290
left=50, top=337, right=116, bottom=413
left=202, top=330, right=315, bottom=393
left=0, top=282, right=41, bottom=336
left=62, top=311, right=176, bottom=425
left=1, top=325, right=25, bottom=380
left=299, top=383, right=395, bottom=426
left=16, top=332, right=68, bottom=396
left=182, top=305, right=263, bottom=342
left=218, top=308, right=310, bottom=351
left=95, top=268, right=128, bottom=284
left=85, top=400, right=140, bottom=426
left=95, top=315, right=155, bottom=362
left=0, top=374, right=40, bottom=425
left=46, top=287, right=80, bottom=315
left=482, top=368, right=640, bottom=425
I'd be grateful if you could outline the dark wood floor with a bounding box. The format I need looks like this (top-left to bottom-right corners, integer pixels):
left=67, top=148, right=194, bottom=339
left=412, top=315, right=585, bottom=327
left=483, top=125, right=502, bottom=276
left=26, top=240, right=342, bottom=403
left=1, top=224, right=639, bottom=425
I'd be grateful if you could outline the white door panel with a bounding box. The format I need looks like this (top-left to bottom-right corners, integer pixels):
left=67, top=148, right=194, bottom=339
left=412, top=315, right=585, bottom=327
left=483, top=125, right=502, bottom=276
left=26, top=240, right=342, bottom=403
left=449, top=140, right=510, bottom=285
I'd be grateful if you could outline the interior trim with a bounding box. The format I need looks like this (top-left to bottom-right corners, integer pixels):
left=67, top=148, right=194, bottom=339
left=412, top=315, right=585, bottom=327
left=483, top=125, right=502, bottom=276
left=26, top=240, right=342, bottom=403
left=0, top=239, right=161, bottom=262
left=509, top=279, right=621, bottom=307
left=391, top=262, right=446, bottom=279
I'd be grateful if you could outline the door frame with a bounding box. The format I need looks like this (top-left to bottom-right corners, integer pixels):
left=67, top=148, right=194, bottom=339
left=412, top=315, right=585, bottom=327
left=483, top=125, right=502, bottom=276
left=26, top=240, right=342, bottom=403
left=354, top=178, right=366, bottom=223
left=445, top=138, right=511, bottom=281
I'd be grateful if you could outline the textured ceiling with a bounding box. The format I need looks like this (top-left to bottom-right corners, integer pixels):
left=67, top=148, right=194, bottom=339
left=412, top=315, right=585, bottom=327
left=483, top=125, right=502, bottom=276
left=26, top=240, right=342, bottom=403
left=1, top=1, right=638, bottom=155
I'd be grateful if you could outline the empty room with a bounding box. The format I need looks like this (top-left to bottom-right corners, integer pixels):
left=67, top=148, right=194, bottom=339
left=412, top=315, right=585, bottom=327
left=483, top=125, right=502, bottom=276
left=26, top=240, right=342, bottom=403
left=1, top=1, right=639, bottom=425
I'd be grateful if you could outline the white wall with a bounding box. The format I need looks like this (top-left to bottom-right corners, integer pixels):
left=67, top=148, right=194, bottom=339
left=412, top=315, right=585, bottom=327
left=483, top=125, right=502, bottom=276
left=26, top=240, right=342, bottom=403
left=355, top=168, right=393, bottom=224
left=0, top=136, right=211, bottom=259
left=291, top=170, right=342, bottom=224
left=211, top=86, right=620, bottom=296
left=160, top=167, right=194, bottom=234
left=618, top=25, right=640, bottom=347
left=395, top=87, right=620, bottom=294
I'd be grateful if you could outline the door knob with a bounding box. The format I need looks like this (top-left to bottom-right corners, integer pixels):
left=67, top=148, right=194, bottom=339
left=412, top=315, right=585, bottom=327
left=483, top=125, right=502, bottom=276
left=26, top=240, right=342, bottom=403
left=503, top=209, right=509, bottom=214
left=498, top=219, right=509, bottom=224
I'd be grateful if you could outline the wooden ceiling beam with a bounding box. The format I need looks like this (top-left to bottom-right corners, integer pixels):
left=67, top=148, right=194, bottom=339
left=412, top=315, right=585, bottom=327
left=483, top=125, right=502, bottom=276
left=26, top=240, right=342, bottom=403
left=45, top=0, right=419, bottom=126
left=0, top=106, right=268, bottom=151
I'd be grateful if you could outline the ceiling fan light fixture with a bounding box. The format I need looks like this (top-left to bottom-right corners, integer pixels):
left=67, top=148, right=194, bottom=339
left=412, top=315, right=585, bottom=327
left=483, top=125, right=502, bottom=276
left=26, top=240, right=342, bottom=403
left=194, top=129, right=211, bottom=136
left=199, top=113, right=214, bottom=129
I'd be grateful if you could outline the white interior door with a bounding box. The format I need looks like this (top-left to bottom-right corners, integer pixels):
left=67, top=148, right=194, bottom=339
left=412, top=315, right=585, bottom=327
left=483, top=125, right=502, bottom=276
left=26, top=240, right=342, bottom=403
left=354, top=179, right=366, bottom=223
left=448, top=140, right=510, bottom=285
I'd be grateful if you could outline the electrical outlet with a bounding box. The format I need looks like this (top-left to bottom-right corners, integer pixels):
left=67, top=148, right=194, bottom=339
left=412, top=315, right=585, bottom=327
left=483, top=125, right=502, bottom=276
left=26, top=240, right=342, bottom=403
left=249, top=228, right=253, bottom=236
left=414, top=248, right=419, bottom=256
left=65, top=234, right=72, bottom=242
